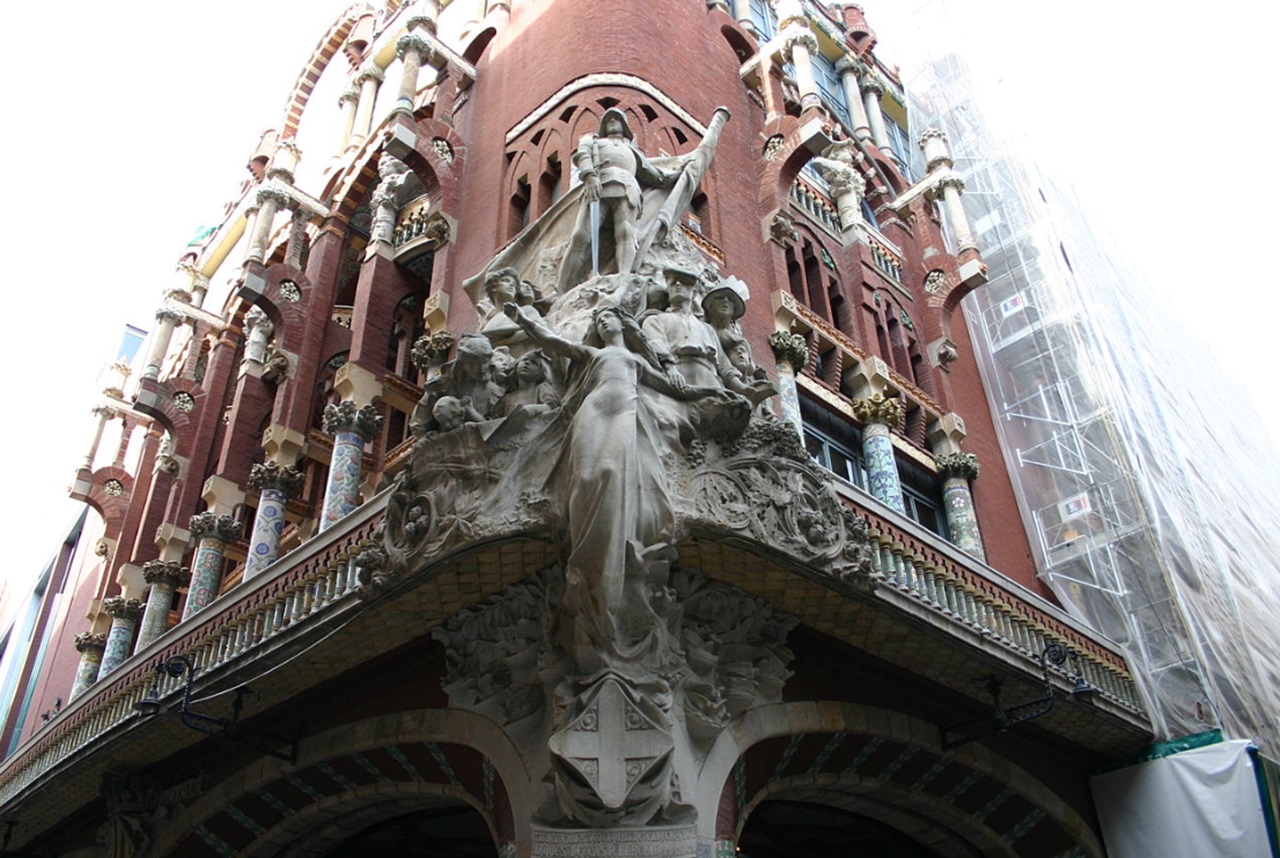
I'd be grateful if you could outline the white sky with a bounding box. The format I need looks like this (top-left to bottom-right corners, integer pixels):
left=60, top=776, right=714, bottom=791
left=1, top=0, right=1275, bottom=597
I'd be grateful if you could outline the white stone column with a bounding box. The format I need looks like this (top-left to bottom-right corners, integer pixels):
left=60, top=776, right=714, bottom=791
left=920, top=128, right=977, bottom=254
left=84, top=406, right=118, bottom=468
left=781, top=26, right=821, bottom=113
left=731, top=0, right=756, bottom=35
left=351, top=64, right=386, bottom=149
left=337, top=87, right=360, bottom=152
left=143, top=308, right=186, bottom=380
left=246, top=187, right=291, bottom=264
left=936, top=175, right=976, bottom=253
left=861, top=76, right=893, bottom=158
left=395, top=34, right=434, bottom=115
left=837, top=55, right=872, bottom=140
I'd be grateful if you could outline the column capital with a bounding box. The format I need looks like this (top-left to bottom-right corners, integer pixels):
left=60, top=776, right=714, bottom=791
left=248, top=461, right=305, bottom=498
left=338, top=86, right=361, bottom=107
left=860, top=75, right=884, bottom=96
left=768, top=331, right=810, bottom=369
left=74, top=632, right=107, bottom=654
left=396, top=33, right=435, bottom=64
left=781, top=26, right=819, bottom=60
left=92, top=405, right=119, bottom=420
left=154, top=307, right=186, bottom=326
left=835, top=54, right=867, bottom=77
left=142, top=560, right=190, bottom=587
left=851, top=392, right=903, bottom=427
left=934, top=174, right=966, bottom=194
left=918, top=126, right=953, bottom=171
left=935, top=451, right=980, bottom=481
left=322, top=401, right=383, bottom=441
left=102, top=596, right=143, bottom=621
left=410, top=330, right=456, bottom=372
left=188, top=511, right=243, bottom=544
left=354, top=64, right=386, bottom=87
left=255, top=186, right=292, bottom=208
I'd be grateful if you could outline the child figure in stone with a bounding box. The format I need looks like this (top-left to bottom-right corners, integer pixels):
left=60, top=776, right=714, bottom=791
left=432, top=395, right=483, bottom=432
left=500, top=349, right=562, bottom=416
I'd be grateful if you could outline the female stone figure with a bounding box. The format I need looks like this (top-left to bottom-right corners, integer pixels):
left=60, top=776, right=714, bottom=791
left=502, top=302, right=726, bottom=669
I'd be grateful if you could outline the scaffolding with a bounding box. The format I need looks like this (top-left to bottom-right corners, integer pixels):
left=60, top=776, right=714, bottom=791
left=905, top=53, right=1280, bottom=750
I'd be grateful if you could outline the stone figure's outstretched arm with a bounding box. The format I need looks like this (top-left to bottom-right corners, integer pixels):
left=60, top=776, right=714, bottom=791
left=503, top=303, right=590, bottom=362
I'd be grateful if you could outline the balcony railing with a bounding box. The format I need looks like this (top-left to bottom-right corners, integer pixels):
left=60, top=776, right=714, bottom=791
left=861, top=227, right=903, bottom=284
left=0, top=498, right=384, bottom=807
left=790, top=176, right=842, bottom=236
left=0, top=441, right=1146, bottom=815
left=856, top=493, right=1142, bottom=712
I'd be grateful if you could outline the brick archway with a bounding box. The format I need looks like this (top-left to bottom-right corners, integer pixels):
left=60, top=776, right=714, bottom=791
left=699, top=702, right=1104, bottom=858
left=155, top=709, right=529, bottom=858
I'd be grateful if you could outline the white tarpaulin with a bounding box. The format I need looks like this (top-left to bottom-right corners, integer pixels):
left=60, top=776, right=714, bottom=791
left=1092, top=740, right=1270, bottom=858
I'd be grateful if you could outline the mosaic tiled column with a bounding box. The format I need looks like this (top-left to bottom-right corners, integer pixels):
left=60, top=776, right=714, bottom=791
left=320, top=401, right=383, bottom=531
left=69, top=633, right=107, bottom=701
left=768, top=331, right=809, bottom=439
left=245, top=462, right=305, bottom=579
left=182, top=512, right=244, bottom=620
left=96, top=597, right=142, bottom=680
left=852, top=393, right=906, bottom=513
left=134, top=561, right=189, bottom=652
left=936, top=452, right=986, bottom=562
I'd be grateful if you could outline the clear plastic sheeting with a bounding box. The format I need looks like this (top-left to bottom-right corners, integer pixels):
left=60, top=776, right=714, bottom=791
left=905, top=53, right=1280, bottom=751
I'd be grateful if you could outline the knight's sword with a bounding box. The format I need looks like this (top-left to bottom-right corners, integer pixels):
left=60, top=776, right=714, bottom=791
left=589, top=199, right=602, bottom=276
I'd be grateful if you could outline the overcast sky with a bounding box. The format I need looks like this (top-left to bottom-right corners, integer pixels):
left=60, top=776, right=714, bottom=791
left=2, top=0, right=1274, bottom=596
